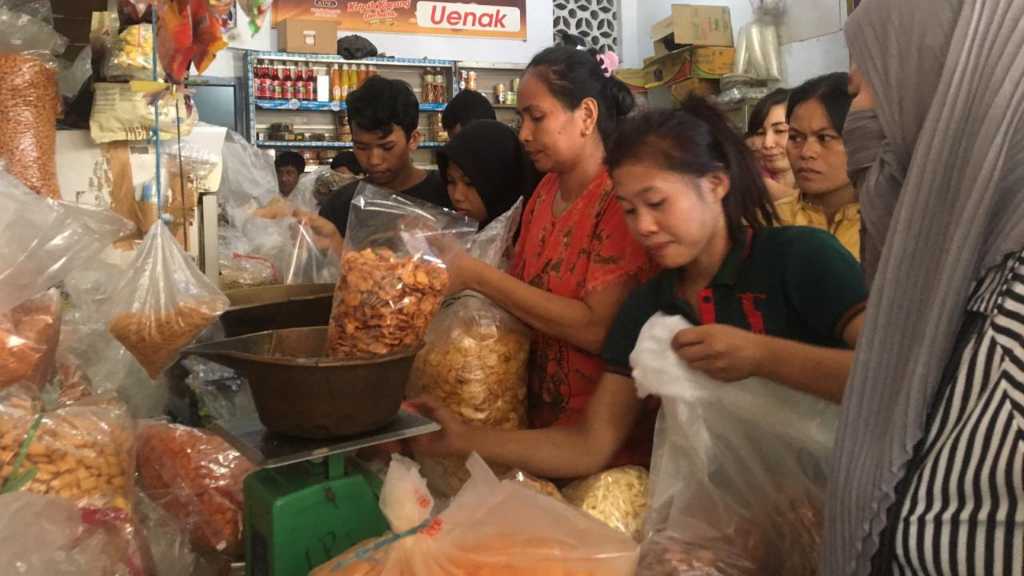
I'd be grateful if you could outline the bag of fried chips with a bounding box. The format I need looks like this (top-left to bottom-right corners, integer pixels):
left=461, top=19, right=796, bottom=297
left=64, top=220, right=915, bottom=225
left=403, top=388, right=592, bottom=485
left=325, top=183, right=475, bottom=360
left=409, top=202, right=529, bottom=497
left=105, top=222, right=229, bottom=379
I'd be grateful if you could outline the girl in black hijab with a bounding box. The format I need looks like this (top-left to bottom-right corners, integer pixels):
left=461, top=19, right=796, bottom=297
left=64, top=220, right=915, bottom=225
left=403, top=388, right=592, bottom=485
left=438, top=120, right=531, bottom=229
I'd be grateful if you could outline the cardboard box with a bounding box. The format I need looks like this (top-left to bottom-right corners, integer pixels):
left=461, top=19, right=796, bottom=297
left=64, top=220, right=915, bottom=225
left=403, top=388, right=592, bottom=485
left=278, top=19, right=337, bottom=55
left=651, top=4, right=733, bottom=49
left=643, top=46, right=735, bottom=87
left=669, top=78, right=719, bottom=103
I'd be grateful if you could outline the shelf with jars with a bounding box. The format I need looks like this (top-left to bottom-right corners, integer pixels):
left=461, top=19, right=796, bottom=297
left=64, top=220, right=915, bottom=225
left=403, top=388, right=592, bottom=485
left=244, top=51, right=456, bottom=154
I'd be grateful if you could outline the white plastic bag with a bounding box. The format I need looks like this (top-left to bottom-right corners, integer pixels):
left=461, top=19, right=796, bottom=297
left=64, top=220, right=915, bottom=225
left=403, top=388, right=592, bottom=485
left=0, top=169, right=134, bottom=314
left=284, top=222, right=340, bottom=285
left=631, top=313, right=835, bottom=575
left=104, top=222, right=229, bottom=378
left=733, top=0, right=784, bottom=80
left=217, top=129, right=277, bottom=216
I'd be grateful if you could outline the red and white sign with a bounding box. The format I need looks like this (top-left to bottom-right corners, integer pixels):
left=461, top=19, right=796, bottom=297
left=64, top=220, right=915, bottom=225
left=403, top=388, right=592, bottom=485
left=416, top=2, right=521, bottom=33
left=273, top=0, right=527, bottom=40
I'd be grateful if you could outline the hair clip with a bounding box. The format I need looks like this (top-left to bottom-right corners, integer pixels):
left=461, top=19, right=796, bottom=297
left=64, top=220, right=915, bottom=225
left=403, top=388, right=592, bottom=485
left=595, top=51, right=620, bottom=78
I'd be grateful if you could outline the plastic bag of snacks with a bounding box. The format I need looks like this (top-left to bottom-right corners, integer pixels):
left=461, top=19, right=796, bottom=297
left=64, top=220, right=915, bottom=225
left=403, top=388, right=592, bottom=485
left=0, top=5, right=65, bottom=199
left=136, top=422, right=254, bottom=557
left=106, top=24, right=162, bottom=80
left=238, top=0, right=268, bottom=35
left=500, top=469, right=563, bottom=502
left=0, top=492, right=146, bottom=576
left=561, top=466, right=649, bottom=542
left=0, top=388, right=135, bottom=512
left=325, top=184, right=475, bottom=359
left=105, top=222, right=230, bottom=379
left=90, top=82, right=198, bottom=144
left=0, top=289, right=61, bottom=393
left=133, top=490, right=197, bottom=576
left=630, top=313, right=835, bottom=575
left=312, top=454, right=638, bottom=576
left=410, top=204, right=527, bottom=495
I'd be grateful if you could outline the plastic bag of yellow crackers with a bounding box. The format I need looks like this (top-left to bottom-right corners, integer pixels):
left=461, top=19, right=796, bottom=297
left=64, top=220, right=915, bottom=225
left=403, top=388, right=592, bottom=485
left=105, top=222, right=229, bottom=378
left=409, top=202, right=529, bottom=496
left=0, top=386, right=135, bottom=513
left=325, top=183, right=475, bottom=360
left=311, top=454, right=638, bottom=576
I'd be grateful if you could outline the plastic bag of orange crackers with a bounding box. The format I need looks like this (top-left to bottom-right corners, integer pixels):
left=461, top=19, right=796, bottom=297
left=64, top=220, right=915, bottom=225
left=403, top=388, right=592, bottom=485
left=105, top=222, right=229, bottom=378
left=0, top=289, right=61, bottom=393
left=311, top=454, right=638, bottom=576
left=325, top=183, right=475, bottom=359
left=136, top=422, right=254, bottom=557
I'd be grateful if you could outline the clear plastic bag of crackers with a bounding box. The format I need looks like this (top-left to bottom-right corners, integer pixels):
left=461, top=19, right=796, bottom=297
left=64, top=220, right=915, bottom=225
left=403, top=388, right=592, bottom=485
left=136, top=422, right=254, bottom=558
left=0, top=288, right=61, bottom=395
left=0, top=386, right=136, bottom=514
left=325, top=183, right=476, bottom=360
left=410, top=202, right=528, bottom=497
left=630, top=313, right=835, bottom=575
left=311, top=454, right=638, bottom=576
left=104, top=222, right=229, bottom=379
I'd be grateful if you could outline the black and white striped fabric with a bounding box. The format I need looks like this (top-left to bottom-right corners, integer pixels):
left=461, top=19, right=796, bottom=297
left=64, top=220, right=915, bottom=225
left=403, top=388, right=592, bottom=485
left=881, top=250, right=1024, bottom=575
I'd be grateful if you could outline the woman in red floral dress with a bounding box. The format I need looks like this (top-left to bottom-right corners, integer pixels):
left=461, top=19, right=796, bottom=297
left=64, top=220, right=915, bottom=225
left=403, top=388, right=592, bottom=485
left=412, top=46, right=655, bottom=476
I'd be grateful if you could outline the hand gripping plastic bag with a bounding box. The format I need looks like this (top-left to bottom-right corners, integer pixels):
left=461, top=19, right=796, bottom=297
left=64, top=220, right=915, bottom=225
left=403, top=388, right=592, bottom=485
left=105, top=222, right=230, bottom=378
left=285, top=221, right=341, bottom=285
left=0, top=170, right=134, bottom=314
left=0, top=289, right=61, bottom=393
left=136, top=422, right=254, bottom=557
left=0, top=492, right=145, bottom=576
left=409, top=202, right=528, bottom=496
left=0, top=388, right=136, bottom=513
left=311, top=454, right=639, bottom=576
left=630, top=313, right=836, bottom=575
left=325, top=183, right=476, bottom=359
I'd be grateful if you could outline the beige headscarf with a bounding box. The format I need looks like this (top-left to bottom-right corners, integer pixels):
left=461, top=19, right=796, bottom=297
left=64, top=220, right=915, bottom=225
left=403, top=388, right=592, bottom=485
left=826, top=0, right=1024, bottom=574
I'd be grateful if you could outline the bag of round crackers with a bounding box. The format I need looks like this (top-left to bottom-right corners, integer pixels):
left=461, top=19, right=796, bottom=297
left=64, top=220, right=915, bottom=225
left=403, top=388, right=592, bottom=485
left=408, top=202, right=529, bottom=496
left=105, top=222, right=229, bottom=379
left=325, top=183, right=476, bottom=360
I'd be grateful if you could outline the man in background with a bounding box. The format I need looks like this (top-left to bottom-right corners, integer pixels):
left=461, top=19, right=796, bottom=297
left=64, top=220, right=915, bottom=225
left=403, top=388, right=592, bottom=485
left=441, top=90, right=497, bottom=136
left=274, top=151, right=305, bottom=198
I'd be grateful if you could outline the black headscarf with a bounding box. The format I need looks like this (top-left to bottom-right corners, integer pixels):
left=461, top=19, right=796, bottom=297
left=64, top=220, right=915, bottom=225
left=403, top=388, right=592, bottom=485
left=437, top=120, right=529, bottom=229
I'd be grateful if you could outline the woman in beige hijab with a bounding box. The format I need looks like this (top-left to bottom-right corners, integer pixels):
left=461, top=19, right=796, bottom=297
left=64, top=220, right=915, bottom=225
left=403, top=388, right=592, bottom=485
left=826, top=0, right=1024, bottom=574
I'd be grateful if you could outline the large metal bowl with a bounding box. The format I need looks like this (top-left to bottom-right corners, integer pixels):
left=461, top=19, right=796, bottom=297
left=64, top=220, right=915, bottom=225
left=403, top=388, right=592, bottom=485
left=220, top=284, right=334, bottom=338
left=183, top=326, right=417, bottom=439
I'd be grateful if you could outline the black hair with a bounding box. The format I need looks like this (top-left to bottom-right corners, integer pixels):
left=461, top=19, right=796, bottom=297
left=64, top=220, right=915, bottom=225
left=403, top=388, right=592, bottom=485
left=330, top=151, right=363, bottom=175
left=786, top=72, right=853, bottom=133
left=746, top=88, right=790, bottom=137
left=525, top=46, right=635, bottom=147
left=274, top=150, right=305, bottom=174
left=345, top=76, right=419, bottom=140
left=442, top=90, right=497, bottom=134
left=607, top=96, right=777, bottom=245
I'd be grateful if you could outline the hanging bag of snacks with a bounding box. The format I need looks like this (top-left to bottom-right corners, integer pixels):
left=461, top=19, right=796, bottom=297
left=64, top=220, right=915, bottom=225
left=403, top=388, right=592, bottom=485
left=409, top=202, right=529, bottom=497
left=325, top=183, right=476, bottom=359
left=104, top=222, right=229, bottom=379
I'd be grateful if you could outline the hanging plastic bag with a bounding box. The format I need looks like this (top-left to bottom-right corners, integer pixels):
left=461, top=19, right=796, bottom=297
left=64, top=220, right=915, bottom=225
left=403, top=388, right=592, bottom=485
left=136, top=422, right=254, bottom=557
left=630, top=313, right=835, bottom=575
left=190, top=0, right=226, bottom=75
left=0, top=170, right=134, bottom=314
left=0, top=289, right=61, bottom=393
left=157, top=0, right=192, bottom=83
left=238, top=0, right=268, bottom=36
left=105, top=222, right=230, bottom=379
left=106, top=24, right=163, bottom=81
left=733, top=0, right=784, bottom=80
left=311, top=454, right=639, bottom=576
left=410, top=203, right=528, bottom=496
left=0, top=5, right=65, bottom=198
left=0, top=388, right=136, bottom=513
left=325, top=183, right=476, bottom=359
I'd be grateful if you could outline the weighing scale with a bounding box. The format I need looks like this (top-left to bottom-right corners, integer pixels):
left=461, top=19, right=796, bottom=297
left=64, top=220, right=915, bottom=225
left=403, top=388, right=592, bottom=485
left=213, top=411, right=440, bottom=576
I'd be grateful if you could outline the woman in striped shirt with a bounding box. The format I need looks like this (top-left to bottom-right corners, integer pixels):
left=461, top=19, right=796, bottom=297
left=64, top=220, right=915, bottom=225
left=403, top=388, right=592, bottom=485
left=824, top=0, right=1024, bottom=574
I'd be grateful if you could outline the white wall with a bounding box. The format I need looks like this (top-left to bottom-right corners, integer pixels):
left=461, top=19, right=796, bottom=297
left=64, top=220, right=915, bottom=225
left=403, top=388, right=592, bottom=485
left=618, top=0, right=849, bottom=87
left=199, top=1, right=555, bottom=79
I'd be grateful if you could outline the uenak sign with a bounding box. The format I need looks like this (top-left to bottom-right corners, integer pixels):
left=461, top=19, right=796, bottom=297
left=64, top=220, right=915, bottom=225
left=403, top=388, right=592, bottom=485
left=273, top=0, right=527, bottom=40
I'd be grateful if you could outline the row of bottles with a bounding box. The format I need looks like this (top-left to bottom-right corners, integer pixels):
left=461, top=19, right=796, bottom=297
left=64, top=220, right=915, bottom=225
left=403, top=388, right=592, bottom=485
left=253, top=59, right=379, bottom=102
